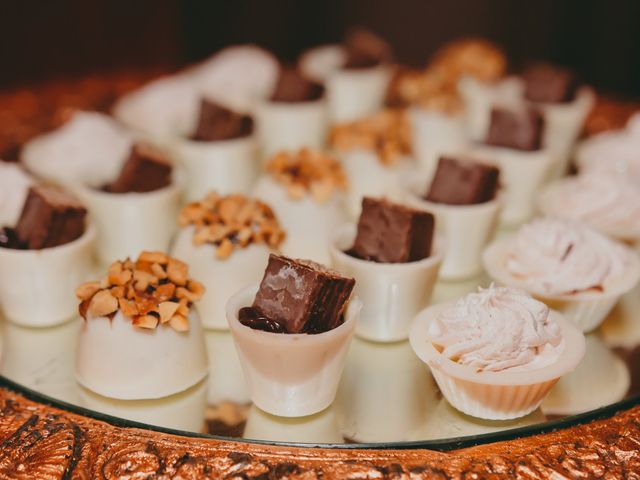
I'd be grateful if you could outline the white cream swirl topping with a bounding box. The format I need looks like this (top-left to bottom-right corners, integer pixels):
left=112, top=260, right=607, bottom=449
left=428, top=285, right=562, bottom=372
left=505, top=218, right=629, bottom=295
left=540, top=174, right=640, bottom=240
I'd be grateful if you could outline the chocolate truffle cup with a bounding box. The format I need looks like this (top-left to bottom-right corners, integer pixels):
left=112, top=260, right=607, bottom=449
left=468, top=145, right=552, bottom=226
left=482, top=236, right=640, bottom=332
left=226, top=285, right=361, bottom=417
left=408, top=108, right=467, bottom=176
left=330, top=224, right=442, bottom=342
left=405, top=181, right=501, bottom=280
left=171, top=225, right=273, bottom=330
left=409, top=303, right=585, bottom=420
left=254, top=176, right=348, bottom=264
left=170, top=135, right=258, bottom=202
left=74, top=180, right=181, bottom=266
left=326, top=65, right=392, bottom=123
left=255, top=98, right=329, bottom=157
left=0, top=224, right=96, bottom=327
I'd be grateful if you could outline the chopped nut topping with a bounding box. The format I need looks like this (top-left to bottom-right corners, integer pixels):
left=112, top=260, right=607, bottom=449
left=178, top=192, right=286, bottom=259
left=75, top=251, right=204, bottom=332
left=329, top=110, right=412, bottom=165
left=264, top=148, right=348, bottom=202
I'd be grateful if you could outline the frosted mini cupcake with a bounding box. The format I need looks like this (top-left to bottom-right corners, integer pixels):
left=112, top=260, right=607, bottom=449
left=410, top=285, right=585, bottom=420
left=538, top=173, right=640, bottom=244
left=172, top=192, right=286, bottom=329
left=483, top=218, right=640, bottom=332
left=254, top=148, right=348, bottom=264
left=330, top=109, right=413, bottom=218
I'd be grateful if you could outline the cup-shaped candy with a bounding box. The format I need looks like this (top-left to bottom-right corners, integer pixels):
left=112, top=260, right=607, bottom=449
left=0, top=225, right=95, bottom=327
left=330, top=225, right=442, bottom=342
left=326, top=66, right=392, bottom=123
left=170, top=136, right=258, bottom=202
left=226, top=285, right=361, bottom=417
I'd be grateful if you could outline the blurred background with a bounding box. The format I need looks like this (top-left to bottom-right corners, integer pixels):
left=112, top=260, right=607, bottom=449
left=2, top=0, right=639, bottom=98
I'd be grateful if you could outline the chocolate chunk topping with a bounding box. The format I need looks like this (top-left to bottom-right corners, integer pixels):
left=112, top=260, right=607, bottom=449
left=485, top=108, right=544, bottom=151
left=425, top=156, right=500, bottom=205
left=348, top=197, right=434, bottom=263
left=523, top=63, right=578, bottom=104
left=13, top=185, right=86, bottom=249
left=248, top=254, right=355, bottom=334
left=343, top=28, right=392, bottom=69
left=191, top=99, right=254, bottom=142
left=105, top=143, right=173, bottom=193
left=270, top=68, right=325, bottom=103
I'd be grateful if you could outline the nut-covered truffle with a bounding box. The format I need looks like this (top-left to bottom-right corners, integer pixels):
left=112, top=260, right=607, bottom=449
left=178, top=192, right=286, bottom=259
left=264, top=148, right=348, bottom=202
left=76, top=251, right=204, bottom=332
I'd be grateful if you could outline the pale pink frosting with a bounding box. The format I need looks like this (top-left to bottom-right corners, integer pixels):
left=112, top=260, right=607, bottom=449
left=428, top=285, right=562, bottom=372
left=504, top=218, right=629, bottom=295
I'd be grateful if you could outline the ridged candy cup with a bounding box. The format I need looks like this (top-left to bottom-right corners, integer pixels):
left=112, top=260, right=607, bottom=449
left=75, top=310, right=208, bottom=400
left=340, top=149, right=411, bottom=219
left=405, top=186, right=501, bottom=281
left=73, top=182, right=181, bottom=266
left=468, top=145, right=553, bottom=226
left=409, top=108, right=467, bottom=176
left=410, top=303, right=585, bottom=420
left=326, top=66, right=392, bottom=123
left=255, top=99, right=328, bottom=157
left=170, top=135, right=257, bottom=201
left=226, top=285, right=361, bottom=417
left=0, top=224, right=96, bottom=327
left=537, top=88, right=595, bottom=179
left=330, top=224, right=442, bottom=342
left=254, top=176, right=347, bottom=264
left=482, top=236, right=640, bottom=332
left=171, top=226, right=272, bottom=330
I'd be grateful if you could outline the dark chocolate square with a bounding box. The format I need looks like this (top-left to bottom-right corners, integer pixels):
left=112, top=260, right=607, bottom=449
left=485, top=108, right=544, bottom=151
left=249, top=254, right=355, bottom=334
left=270, top=68, right=325, bottom=103
left=105, top=143, right=172, bottom=194
left=14, top=185, right=86, bottom=249
left=349, top=197, right=434, bottom=263
left=343, top=28, right=392, bottom=69
left=191, top=99, right=254, bottom=142
left=523, top=64, right=578, bottom=104
left=425, top=156, right=500, bottom=205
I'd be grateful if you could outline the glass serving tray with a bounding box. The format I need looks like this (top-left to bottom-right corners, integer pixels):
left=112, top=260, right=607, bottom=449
left=1, top=269, right=638, bottom=446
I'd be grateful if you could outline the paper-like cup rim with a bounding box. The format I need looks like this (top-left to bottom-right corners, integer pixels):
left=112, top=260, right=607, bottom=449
left=226, top=284, right=361, bottom=342
left=409, top=303, right=585, bottom=386
left=482, top=235, right=640, bottom=301
left=0, top=222, right=96, bottom=258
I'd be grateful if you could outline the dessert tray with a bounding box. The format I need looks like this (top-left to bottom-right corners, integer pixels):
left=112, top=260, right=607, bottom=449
left=1, top=34, right=640, bottom=478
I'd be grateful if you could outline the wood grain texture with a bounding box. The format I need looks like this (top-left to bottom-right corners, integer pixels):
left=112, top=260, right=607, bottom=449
left=0, top=386, right=638, bottom=479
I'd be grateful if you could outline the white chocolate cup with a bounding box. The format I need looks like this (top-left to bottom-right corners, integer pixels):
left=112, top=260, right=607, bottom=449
left=78, top=379, right=207, bottom=433
left=170, top=135, right=257, bottom=202
left=204, top=330, right=251, bottom=404
left=336, top=338, right=437, bottom=442
left=482, top=236, right=640, bottom=332
left=542, top=334, right=629, bottom=416
left=0, top=224, right=96, bottom=327
left=409, top=108, right=467, bottom=176
left=340, top=149, right=411, bottom=219
left=326, top=66, right=392, bottom=123
left=468, top=145, right=553, bottom=226
left=410, top=304, right=585, bottom=420
left=254, top=176, right=348, bottom=264
left=226, top=285, right=360, bottom=417
left=537, top=87, right=595, bottom=179
left=255, top=99, right=328, bottom=158
left=405, top=186, right=501, bottom=280
left=244, top=404, right=342, bottom=443
left=75, top=310, right=208, bottom=400
left=171, top=226, right=272, bottom=330
left=330, top=224, right=442, bottom=342
left=74, top=182, right=181, bottom=266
